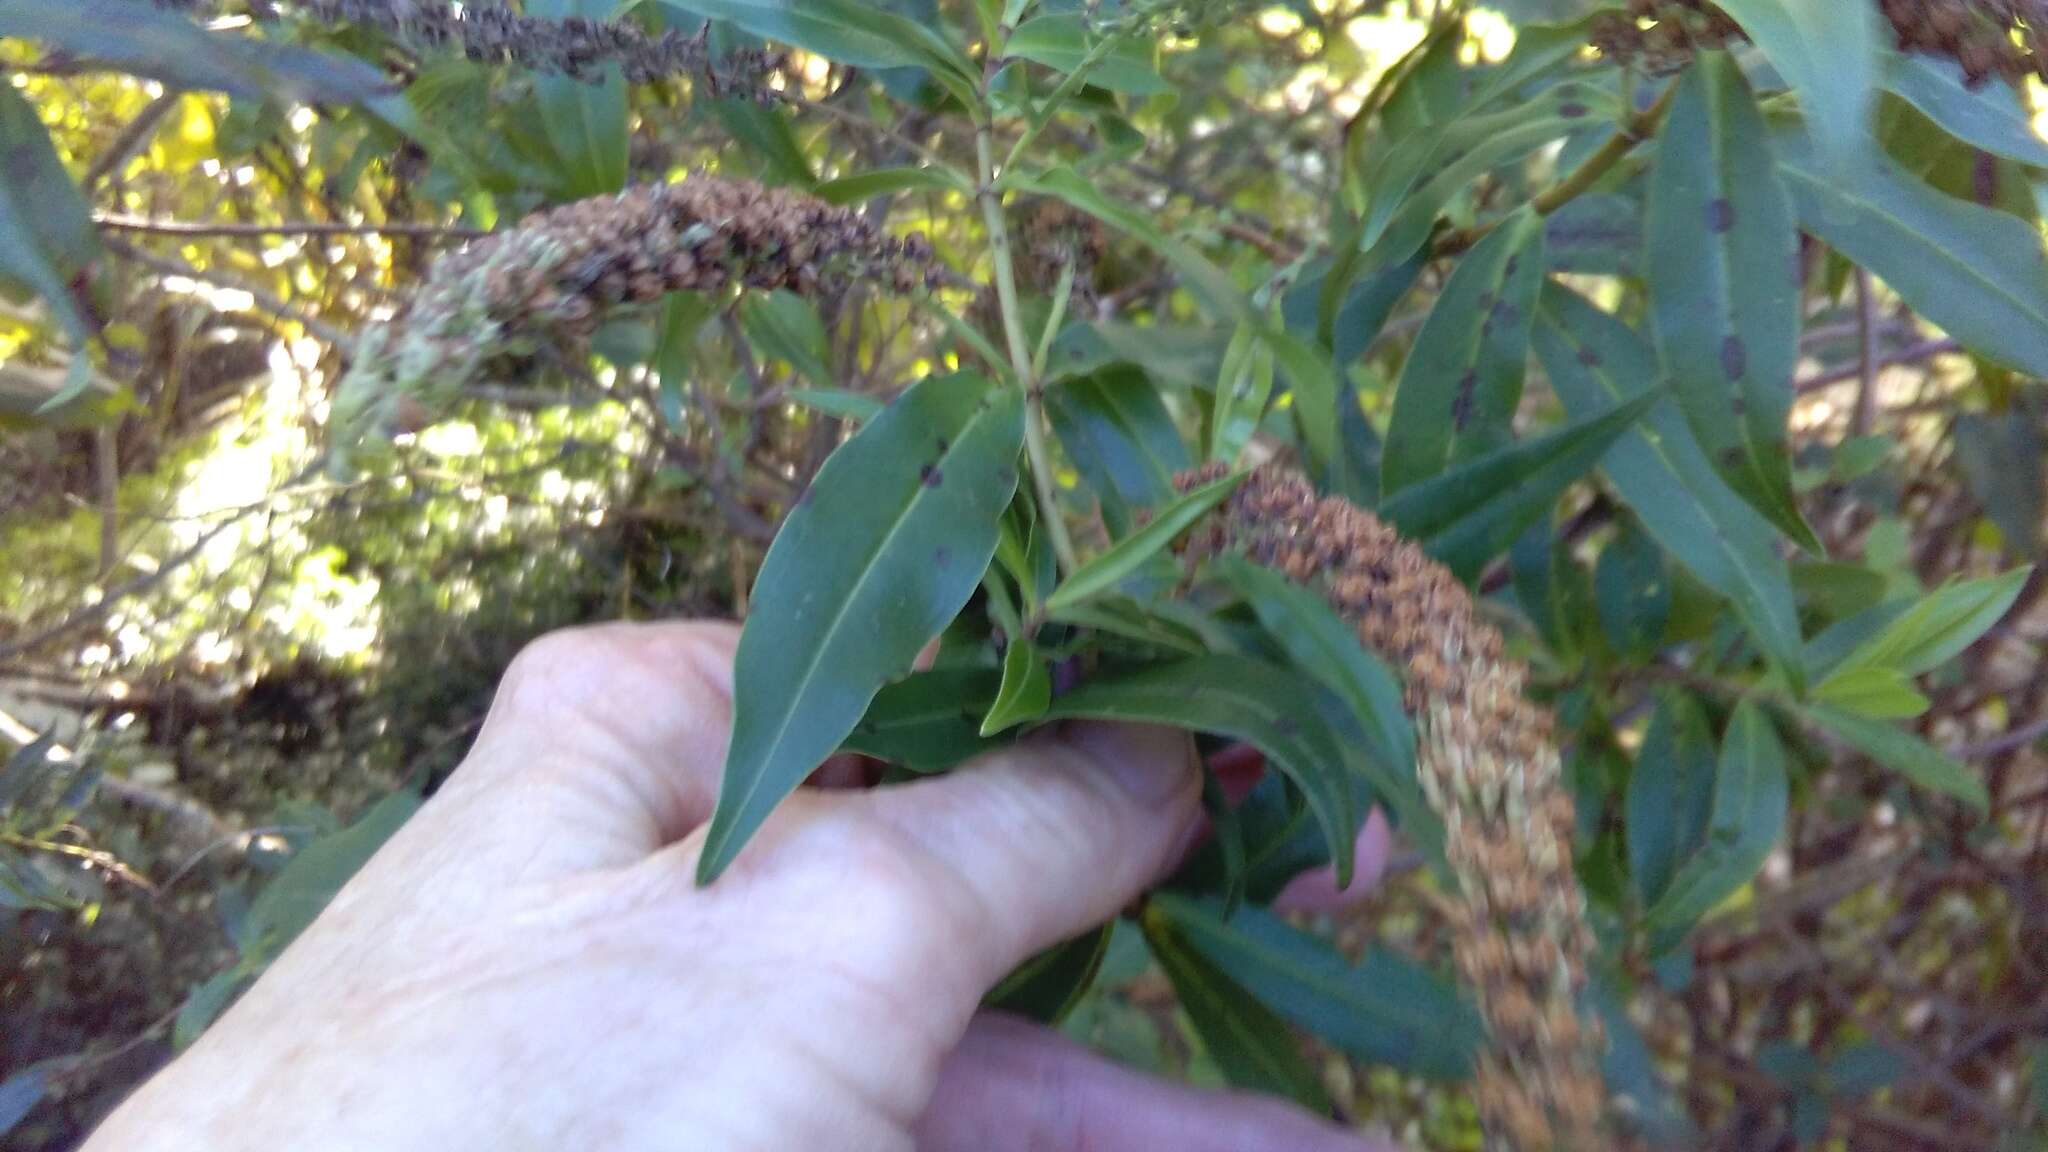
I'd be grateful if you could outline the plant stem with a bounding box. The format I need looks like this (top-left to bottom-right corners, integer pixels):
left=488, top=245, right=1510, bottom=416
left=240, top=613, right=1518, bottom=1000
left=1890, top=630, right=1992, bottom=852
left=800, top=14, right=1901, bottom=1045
left=1433, top=77, right=1679, bottom=258
left=976, top=124, right=1079, bottom=576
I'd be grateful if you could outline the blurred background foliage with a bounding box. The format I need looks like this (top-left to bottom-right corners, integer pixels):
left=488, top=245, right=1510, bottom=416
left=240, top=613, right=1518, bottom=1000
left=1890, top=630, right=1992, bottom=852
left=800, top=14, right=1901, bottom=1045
left=0, top=0, right=2044, bottom=1149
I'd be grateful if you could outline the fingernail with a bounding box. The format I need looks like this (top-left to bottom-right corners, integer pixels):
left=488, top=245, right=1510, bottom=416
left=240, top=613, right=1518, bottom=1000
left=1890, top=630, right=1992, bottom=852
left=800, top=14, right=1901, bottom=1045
left=1070, top=722, right=1196, bottom=805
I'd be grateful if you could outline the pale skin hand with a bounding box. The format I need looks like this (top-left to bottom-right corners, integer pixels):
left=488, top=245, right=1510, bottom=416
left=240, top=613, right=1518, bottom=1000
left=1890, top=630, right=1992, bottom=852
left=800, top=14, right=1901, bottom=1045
left=85, top=621, right=1398, bottom=1152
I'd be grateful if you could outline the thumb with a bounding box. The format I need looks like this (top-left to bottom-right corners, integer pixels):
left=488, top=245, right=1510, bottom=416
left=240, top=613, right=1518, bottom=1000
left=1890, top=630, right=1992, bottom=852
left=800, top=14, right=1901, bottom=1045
left=862, top=722, right=1201, bottom=989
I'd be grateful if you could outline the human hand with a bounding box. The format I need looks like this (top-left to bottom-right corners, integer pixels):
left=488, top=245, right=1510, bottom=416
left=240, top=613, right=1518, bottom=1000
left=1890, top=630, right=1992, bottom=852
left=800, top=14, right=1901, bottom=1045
left=85, top=621, right=1398, bottom=1152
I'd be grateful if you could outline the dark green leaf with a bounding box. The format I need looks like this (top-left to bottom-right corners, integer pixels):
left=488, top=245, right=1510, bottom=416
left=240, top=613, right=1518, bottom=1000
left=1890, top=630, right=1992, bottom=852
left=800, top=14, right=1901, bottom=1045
left=1546, top=193, right=1641, bottom=275
left=0, top=0, right=394, bottom=103
left=1715, top=0, right=1880, bottom=174
left=813, top=165, right=973, bottom=205
left=980, top=639, right=1052, bottom=736
left=699, top=374, right=1025, bottom=881
left=709, top=97, right=816, bottom=187
left=1383, top=207, right=1545, bottom=495
left=1953, top=409, right=2044, bottom=556
left=1822, top=567, right=2032, bottom=682
left=740, top=291, right=833, bottom=386
left=1627, top=692, right=1719, bottom=907
left=1006, top=167, right=1248, bottom=322
left=1647, top=51, right=1815, bottom=551
left=1645, top=701, right=1789, bottom=949
left=1042, top=656, right=1363, bottom=886
left=842, top=667, right=1005, bottom=772
left=1382, top=390, right=1658, bottom=581
left=172, top=968, right=247, bottom=1051
left=1153, top=893, right=1482, bottom=1080
left=661, top=0, right=976, bottom=88
left=1778, top=137, right=2048, bottom=379
left=1047, top=596, right=1214, bottom=656
left=986, top=922, right=1112, bottom=1025
left=1264, top=328, right=1345, bottom=477
left=0, top=86, right=99, bottom=348
left=1003, top=14, right=1168, bottom=94
left=1283, top=246, right=1421, bottom=368
left=1592, top=983, right=1699, bottom=1145
left=1044, top=364, right=1189, bottom=536
left=527, top=0, right=628, bottom=197
left=1534, top=286, right=1805, bottom=683
left=1205, top=555, right=1438, bottom=861
left=1596, top=520, right=1672, bottom=658
left=242, top=789, right=421, bottom=959
left=1799, top=702, right=1989, bottom=810
left=1197, top=766, right=1248, bottom=915
left=1141, top=905, right=1332, bottom=1111
left=1883, top=52, right=2048, bottom=169
left=1044, top=471, right=1244, bottom=615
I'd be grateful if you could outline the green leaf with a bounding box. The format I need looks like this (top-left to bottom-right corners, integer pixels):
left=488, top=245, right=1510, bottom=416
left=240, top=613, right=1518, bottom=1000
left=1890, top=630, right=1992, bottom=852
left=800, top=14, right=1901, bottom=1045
left=1809, top=666, right=1929, bottom=719
left=1264, top=328, right=1345, bottom=478
left=1042, top=657, right=1363, bottom=887
left=740, top=291, right=833, bottom=386
left=0, top=86, right=100, bottom=348
left=172, top=968, right=248, bottom=1051
left=1197, top=766, right=1248, bottom=915
left=525, top=0, right=629, bottom=197
left=1534, top=286, right=1805, bottom=683
left=1596, top=521, right=1672, bottom=658
left=710, top=97, right=816, bottom=188
left=1043, top=364, right=1189, bottom=536
left=1715, top=0, right=1881, bottom=175
left=1798, top=703, right=1988, bottom=810
left=1646, top=51, right=1816, bottom=552
left=1141, top=905, right=1332, bottom=1112
left=1627, top=692, right=1719, bottom=907
left=1953, top=409, right=2044, bottom=556
left=813, top=165, right=973, bottom=205
left=699, top=374, right=1025, bottom=881
left=661, top=0, right=976, bottom=88
left=1207, top=319, right=1270, bottom=466
left=1546, top=193, right=1642, bottom=275
left=1383, top=207, right=1545, bottom=495
left=1206, top=555, right=1437, bottom=861
left=1153, top=893, right=1482, bottom=1080
left=783, top=387, right=883, bottom=423
left=0, top=0, right=394, bottom=104
left=980, top=639, right=1052, bottom=736
left=987, top=923, right=1113, bottom=1024
left=1777, top=138, right=2048, bottom=379
left=1644, top=701, right=1789, bottom=950
left=842, top=667, right=1005, bottom=772
left=1823, top=568, right=2032, bottom=682
left=1382, top=390, right=1660, bottom=581
left=1004, top=14, right=1168, bottom=94
left=1006, top=166, right=1249, bottom=322
left=242, top=789, right=422, bottom=960
left=1044, top=471, right=1245, bottom=615
left=1046, top=596, right=1214, bottom=656
left=1883, top=53, right=2048, bottom=169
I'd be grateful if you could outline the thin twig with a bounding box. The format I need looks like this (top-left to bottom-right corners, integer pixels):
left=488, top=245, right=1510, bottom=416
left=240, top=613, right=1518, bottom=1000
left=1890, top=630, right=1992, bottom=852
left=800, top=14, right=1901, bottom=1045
left=84, top=91, right=180, bottom=187
left=1798, top=338, right=1963, bottom=393
left=105, top=237, right=354, bottom=347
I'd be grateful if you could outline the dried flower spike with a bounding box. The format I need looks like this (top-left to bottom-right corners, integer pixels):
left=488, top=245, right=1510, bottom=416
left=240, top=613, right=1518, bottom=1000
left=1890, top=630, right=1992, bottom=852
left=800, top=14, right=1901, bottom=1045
left=330, top=177, right=937, bottom=454
left=159, top=0, right=785, bottom=91
left=1183, top=464, right=1606, bottom=1152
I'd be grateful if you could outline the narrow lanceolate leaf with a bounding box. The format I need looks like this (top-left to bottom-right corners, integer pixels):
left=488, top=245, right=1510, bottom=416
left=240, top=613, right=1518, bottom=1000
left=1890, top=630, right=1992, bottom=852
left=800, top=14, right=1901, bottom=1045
left=1205, top=555, right=1437, bottom=863
left=1821, top=568, right=2033, bottom=685
left=0, top=86, right=99, bottom=348
left=1207, top=319, right=1268, bottom=466
left=1380, top=389, right=1659, bottom=581
left=699, top=375, right=1024, bottom=882
left=1042, top=657, right=1363, bottom=887
left=1044, top=471, right=1246, bottom=615
left=986, top=923, right=1113, bottom=1025
left=1799, top=703, right=1989, bottom=811
left=1044, top=364, right=1189, bottom=536
left=661, top=0, right=976, bottom=85
left=740, top=291, right=833, bottom=386
left=1003, top=14, right=1168, bottom=95
left=528, top=0, right=628, bottom=197
left=1644, top=701, right=1790, bottom=950
left=980, top=639, right=1051, bottom=736
left=1141, top=906, right=1332, bottom=1112
left=1006, top=167, right=1249, bottom=322
left=1714, top=0, right=1880, bottom=175
left=841, top=667, right=1004, bottom=773
left=1383, top=207, right=1545, bottom=495
left=1883, top=53, right=2048, bottom=170
left=1534, top=286, right=1805, bottom=685
left=1777, top=137, right=2048, bottom=379
left=243, top=790, right=421, bottom=959
left=1153, top=894, right=1483, bottom=1080
left=1647, top=51, right=1815, bottom=553
left=0, top=0, right=393, bottom=103
left=813, top=165, right=973, bottom=205
left=1627, top=692, right=1719, bottom=907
